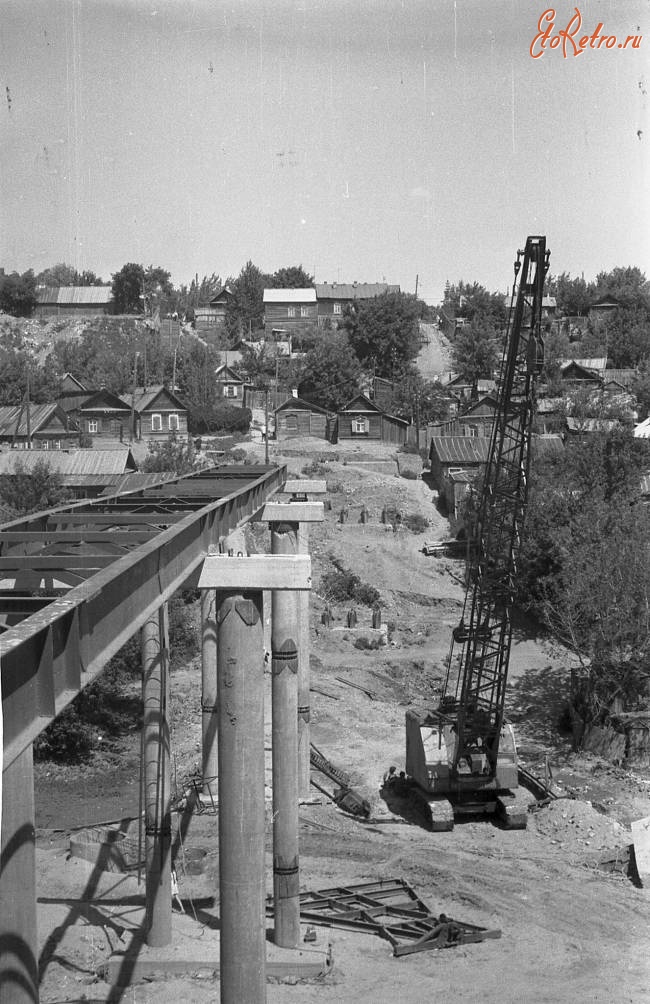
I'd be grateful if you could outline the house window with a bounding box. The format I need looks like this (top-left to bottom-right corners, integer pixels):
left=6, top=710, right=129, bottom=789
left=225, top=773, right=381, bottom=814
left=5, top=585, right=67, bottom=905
left=285, top=414, right=298, bottom=432
left=151, top=414, right=162, bottom=432
left=88, top=420, right=98, bottom=434
left=168, top=413, right=179, bottom=431
left=301, top=306, right=309, bottom=318
left=333, top=303, right=342, bottom=315
left=352, top=418, right=369, bottom=435
left=41, top=440, right=49, bottom=450
left=288, top=306, right=296, bottom=317
left=224, top=385, right=237, bottom=398
left=466, top=425, right=477, bottom=437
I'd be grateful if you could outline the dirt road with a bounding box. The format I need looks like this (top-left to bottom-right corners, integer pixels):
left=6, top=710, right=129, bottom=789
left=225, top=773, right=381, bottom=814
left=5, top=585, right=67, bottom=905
left=34, top=444, right=650, bottom=1002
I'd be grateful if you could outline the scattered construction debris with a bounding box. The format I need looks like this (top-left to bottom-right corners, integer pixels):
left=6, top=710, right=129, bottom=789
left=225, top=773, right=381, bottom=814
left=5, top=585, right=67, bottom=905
left=310, top=743, right=371, bottom=817
left=98, top=953, right=333, bottom=987
left=267, top=878, right=501, bottom=956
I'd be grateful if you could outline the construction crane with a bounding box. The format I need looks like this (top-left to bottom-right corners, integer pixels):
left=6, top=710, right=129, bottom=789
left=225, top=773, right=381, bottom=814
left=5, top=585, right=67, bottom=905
left=400, top=235, right=550, bottom=830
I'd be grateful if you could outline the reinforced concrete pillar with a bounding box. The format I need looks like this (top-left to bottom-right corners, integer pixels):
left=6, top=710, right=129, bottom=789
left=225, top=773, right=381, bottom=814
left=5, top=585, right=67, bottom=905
left=141, top=603, right=172, bottom=947
left=270, top=523, right=300, bottom=948
left=201, top=587, right=218, bottom=795
left=296, top=522, right=311, bottom=798
left=216, top=591, right=266, bottom=1004
left=0, top=745, right=39, bottom=1004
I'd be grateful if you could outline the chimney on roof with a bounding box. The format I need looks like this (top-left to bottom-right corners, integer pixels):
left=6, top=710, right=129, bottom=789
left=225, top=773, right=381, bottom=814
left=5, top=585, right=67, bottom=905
left=291, top=388, right=298, bottom=398
left=352, top=281, right=357, bottom=288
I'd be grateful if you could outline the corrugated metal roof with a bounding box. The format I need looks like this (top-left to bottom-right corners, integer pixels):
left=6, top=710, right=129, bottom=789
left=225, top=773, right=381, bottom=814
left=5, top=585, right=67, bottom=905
left=634, top=418, right=650, bottom=439
left=120, top=386, right=186, bottom=412
left=315, top=283, right=400, bottom=300
left=0, top=448, right=135, bottom=476
left=263, top=288, right=316, bottom=303
left=100, top=473, right=171, bottom=495
left=36, top=285, right=113, bottom=305
left=0, top=403, right=64, bottom=437
left=430, top=437, right=490, bottom=464
left=559, top=358, right=607, bottom=373
left=603, top=369, right=637, bottom=387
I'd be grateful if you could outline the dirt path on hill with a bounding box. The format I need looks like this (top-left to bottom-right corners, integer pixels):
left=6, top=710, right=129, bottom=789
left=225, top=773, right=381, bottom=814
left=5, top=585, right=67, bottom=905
left=33, top=447, right=650, bottom=1003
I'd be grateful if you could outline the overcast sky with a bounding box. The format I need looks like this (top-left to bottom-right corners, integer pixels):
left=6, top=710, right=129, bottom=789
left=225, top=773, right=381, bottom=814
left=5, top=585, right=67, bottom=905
left=1, top=0, right=647, bottom=302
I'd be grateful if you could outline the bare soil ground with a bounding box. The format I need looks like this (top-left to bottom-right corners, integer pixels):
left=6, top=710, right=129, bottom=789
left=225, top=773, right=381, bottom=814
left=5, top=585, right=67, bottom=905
left=33, top=437, right=650, bottom=1003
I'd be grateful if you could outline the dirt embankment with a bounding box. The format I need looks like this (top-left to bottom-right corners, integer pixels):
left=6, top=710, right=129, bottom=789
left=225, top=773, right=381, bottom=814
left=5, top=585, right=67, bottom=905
left=33, top=445, right=650, bottom=1003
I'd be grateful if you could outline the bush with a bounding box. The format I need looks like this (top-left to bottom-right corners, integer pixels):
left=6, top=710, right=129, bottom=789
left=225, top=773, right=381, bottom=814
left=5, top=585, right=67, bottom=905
left=34, top=594, right=199, bottom=763
left=402, top=513, right=428, bottom=533
left=354, top=636, right=382, bottom=651
left=320, top=559, right=381, bottom=607
left=400, top=469, right=418, bottom=480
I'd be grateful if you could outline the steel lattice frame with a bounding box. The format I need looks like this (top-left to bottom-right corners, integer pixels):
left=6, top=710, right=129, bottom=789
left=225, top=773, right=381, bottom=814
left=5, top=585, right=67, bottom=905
left=445, top=236, right=549, bottom=772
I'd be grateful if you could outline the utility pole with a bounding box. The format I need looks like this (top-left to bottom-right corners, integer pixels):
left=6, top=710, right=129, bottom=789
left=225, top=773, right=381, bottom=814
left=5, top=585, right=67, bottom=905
left=415, top=273, right=419, bottom=297
left=264, top=388, right=270, bottom=465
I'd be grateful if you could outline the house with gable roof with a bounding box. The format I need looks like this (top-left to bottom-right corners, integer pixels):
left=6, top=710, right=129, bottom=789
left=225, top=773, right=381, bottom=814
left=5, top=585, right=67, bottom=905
left=315, top=282, right=400, bottom=326
left=336, top=392, right=409, bottom=445
left=215, top=364, right=247, bottom=407
left=123, top=385, right=189, bottom=441
left=0, top=403, right=78, bottom=450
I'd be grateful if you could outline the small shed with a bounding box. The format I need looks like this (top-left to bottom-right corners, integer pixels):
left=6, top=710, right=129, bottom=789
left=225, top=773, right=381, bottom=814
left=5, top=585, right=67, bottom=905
left=0, top=447, right=137, bottom=498
left=337, top=393, right=409, bottom=445
left=428, top=436, right=490, bottom=493
left=274, top=395, right=328, bottom=441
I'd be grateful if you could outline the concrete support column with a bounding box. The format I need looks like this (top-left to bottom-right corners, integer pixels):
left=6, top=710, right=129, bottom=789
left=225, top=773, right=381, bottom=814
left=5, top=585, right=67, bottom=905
left=270, top=523, right=300, bottom=948
left=141, top=603, right=172, bottom=947
left=201, top=587, right=218, bottom=795
left=0, top=745, right=39, bottom=1004
left=296, top=522, right=311, bottom=798
left=216, top=591, right=266, bottom=1004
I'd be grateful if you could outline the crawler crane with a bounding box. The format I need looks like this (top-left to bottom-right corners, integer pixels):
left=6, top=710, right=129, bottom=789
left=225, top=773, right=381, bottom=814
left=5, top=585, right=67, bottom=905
left=402, top=236, right=550, bottom=830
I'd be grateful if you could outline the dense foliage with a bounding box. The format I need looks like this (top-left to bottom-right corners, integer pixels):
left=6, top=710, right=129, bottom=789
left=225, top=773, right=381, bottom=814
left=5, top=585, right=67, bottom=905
left=520, top=430, right=650, bottom=733
left=0, top=458, right=71, bottom=520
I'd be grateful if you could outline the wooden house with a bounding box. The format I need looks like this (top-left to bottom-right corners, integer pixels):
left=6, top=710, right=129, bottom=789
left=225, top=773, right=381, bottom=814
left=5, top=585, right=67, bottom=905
left=315, top=282, right=400, bottom=326
left=428, top=436, right=490, bottom=493
left=457, top=394, right=498, bottom=438
left=336, top=393, right=409, bottom=445
left=195, top=287, right=233, bottom=330
left=35, top=285, right=113, bottom=318
left=215, top=364, right=247, bottom=407
left=0, top=403, right=78, bottom=450
left=123, top=386, right=189, bottom=441
left=263, top=288, right=317, bottom=331
left=558, top=358, right=606, bottom=387
left=274, top=395, right=329, bottom=441
left=78, top=390, right=133, bottom=442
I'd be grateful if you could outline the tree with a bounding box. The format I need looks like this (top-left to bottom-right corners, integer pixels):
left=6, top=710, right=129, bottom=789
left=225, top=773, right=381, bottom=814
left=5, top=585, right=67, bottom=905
left=35, top=263, right=104, bottom=286
left=296, top=332, right=361, bottom=411
left=51, top=319, right=140, bottom=394
left=451, top=317, right=500, bottom=390
left=443, top=281, right=507, bottom=327
left=519, top=431, right=650, bottom=740
left=269, top=265, right=314, bottom=288
left=388, top=368, right=449, bottom=424
left=342, top=291, right=421, bottom=376
left=111, top=263, right=144, bottom=314
left=546, top=272, right=594, bottom=316
left=141, top=435, right=196, bottom=475
left=225, top=260, right=271, bottom=338
left=0, top=347, right=61, bottom=405
left=0, top=457, right=71, bottom=518
left=0, top=270, right=37, bottom=317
